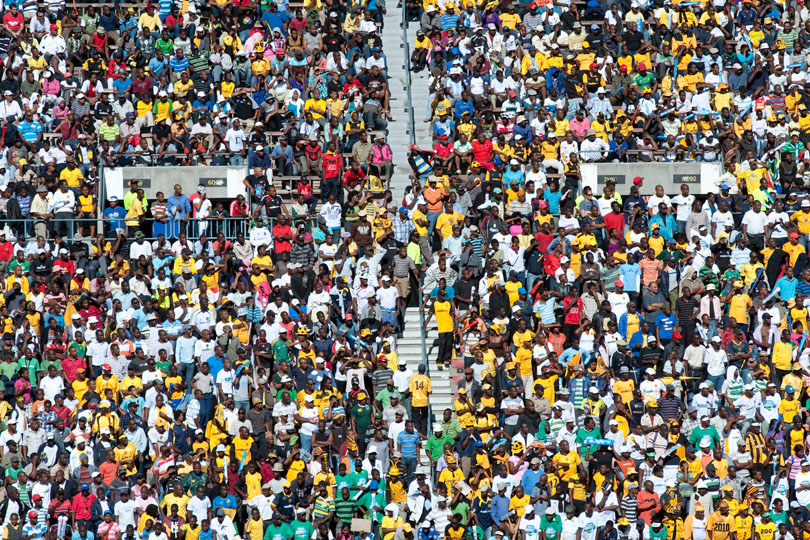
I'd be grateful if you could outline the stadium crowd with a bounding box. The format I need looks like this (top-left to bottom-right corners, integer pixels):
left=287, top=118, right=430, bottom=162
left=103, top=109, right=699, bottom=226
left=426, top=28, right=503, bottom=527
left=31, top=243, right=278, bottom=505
left=9, top=1, right=810, bottom=540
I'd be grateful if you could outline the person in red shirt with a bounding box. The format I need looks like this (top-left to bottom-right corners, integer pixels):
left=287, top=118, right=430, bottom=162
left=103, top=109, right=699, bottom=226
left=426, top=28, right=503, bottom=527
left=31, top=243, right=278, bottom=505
left=0, top=232, right=13, bottom=270
left=604, top=200, right=626, bottom=236
left=562, top=287, right=584, bottom=345
left=471, top=132, right=494, bottom=169
left=71, top=482, right=97, bottom=523
left=2, top=5, right=23, bottom=38
left=320, top=141, right=342, bottom=204
left=297, top=177, right=317, bottom=214
left=272, top=215, right=293, bottom=256
left=432, top=135, right=453, bottom=170
left=342, top=161, right=366, bottom=190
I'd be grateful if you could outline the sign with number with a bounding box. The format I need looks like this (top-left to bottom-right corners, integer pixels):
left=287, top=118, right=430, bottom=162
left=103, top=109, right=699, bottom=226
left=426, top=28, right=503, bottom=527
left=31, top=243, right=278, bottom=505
left=598, top=174, right=625, bottom=185
left=674, top=174, right=700, bottom=184
left=201, top=177, right=227, bottom=187
left=125, top=178, right=151, bottom=189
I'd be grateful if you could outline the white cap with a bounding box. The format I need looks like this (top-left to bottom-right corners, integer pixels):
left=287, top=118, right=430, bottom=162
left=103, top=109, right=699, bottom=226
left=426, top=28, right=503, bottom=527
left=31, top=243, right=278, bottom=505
left=645, top=368, right=656, bottom=375
left=559, top=256, right=570, bottom=263
left=304, top=395, right=315, bottom=402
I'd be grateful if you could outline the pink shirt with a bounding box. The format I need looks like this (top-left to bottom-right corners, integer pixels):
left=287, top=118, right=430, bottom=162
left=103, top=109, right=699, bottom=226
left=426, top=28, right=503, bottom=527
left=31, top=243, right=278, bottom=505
left=569, top=117, right=591, bottom=138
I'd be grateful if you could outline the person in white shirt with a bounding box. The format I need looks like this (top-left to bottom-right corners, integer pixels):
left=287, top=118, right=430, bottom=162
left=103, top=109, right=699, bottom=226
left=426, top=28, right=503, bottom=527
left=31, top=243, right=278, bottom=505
left=215, top=359, right=236, bottom=399
left=646, top=185, right=671, bottom=216
left=224, top=120, right=246, bottom=154
left=579, top=130, right=609, bottom=162
left=741, top=200, right=769, bottom=251
left=670, top=184, right=695, bottom=234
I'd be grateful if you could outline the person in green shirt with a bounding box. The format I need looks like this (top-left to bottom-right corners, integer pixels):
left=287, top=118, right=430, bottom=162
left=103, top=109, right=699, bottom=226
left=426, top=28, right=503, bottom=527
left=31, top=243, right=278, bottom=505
left=351, top=393, right=373, bottom=437
left=440, top=409, right=463, bottom=440
left=335, top=463, right=355, bottom=490
left=358, top=480, right=387, bottom=524
left=263, top=514, right=292, bottom=540
left=539, top=508, right=563, bottom=540
left=334, top=486, right=359, bottom=524
left=272, top=331, right=293, bottom=364
left=575, top=416, right=602, bottom=457
left=425, top=425, right=453, bottom=464
left=0, top=354, right=17, bottom=380
left=289, top=510, right=315, bottom=540
left=688, top=415, right=721, bottom=449
left=375, top=381, right=401, bottom=410
left=17, top=355, right=39, bottom=386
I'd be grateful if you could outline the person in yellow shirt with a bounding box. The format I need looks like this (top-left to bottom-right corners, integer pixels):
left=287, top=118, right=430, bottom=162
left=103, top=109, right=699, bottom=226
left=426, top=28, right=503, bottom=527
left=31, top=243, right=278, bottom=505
left=425, top=289, right=454, bottom=369
left=438, top=455, right=465, bottom=494
left=779, top=384, right=801, bottom=424
left=59, top=161, right=84, bottom=189
left=783, top=237, right=806, bottom=269
left=755, top=512, right=777, bottom=540
left=434, top=203, right=464, bottom=240
left=725, top=282, right=752, bottom=327
left=706, top=502, right=737, bottom=540
left=160, top=484, right=190, bottom=520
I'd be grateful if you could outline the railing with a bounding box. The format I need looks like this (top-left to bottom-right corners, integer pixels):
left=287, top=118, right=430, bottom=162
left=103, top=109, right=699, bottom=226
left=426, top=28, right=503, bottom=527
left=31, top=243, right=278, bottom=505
left=402, top=0, right=416, bottom=147
left=0, top=215, right=324, bottom=244
left=401, top=0, right=433, bottom=481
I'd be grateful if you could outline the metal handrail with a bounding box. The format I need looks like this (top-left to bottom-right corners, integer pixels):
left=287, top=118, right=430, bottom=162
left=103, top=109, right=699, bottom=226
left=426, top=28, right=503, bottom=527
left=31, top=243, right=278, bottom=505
left=401, top=0, right=433, bottom=479
left=402, top=0, right=416, bottom=147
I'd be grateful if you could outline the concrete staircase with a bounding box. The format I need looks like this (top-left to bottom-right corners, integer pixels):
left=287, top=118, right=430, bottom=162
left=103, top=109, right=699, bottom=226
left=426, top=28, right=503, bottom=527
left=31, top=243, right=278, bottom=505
left=399, top=307, right=455, bottom=420
left=381, top=9, right=413, bottom=203
left=382, top=10, right=460, bottom=421
left=405, top=21, right=432, bottom=150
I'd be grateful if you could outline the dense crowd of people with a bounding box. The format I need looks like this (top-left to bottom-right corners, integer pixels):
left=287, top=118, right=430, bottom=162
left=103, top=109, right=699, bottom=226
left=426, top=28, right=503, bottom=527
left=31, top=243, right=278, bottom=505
left=8, top=1, right=810, bottom=540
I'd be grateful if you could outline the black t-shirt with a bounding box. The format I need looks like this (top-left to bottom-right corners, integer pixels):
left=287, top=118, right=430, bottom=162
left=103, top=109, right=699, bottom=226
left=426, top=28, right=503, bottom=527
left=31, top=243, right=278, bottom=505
left=32, top=256, right=53, bottom=277
left=322, top=33, right=345, bottom=53
left=264, top=195, right=283, bottom=218
left=153, top=122, right=171, bottom=141
left=360, top=73, right=386, bottom=93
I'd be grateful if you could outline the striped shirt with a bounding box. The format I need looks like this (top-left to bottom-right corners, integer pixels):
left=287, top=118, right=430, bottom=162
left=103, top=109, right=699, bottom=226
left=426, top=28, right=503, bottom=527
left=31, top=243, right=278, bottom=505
left=99, top=122, right=120, bottom=142
left=169, top=56, right=191, bottom=73
left=334, top=497, right=357, bottom=524
left=397, top=430, right=420, bottom=459
left=620, top=494, right=638, bottom=522
left=313, top=495, right=334, bottom=519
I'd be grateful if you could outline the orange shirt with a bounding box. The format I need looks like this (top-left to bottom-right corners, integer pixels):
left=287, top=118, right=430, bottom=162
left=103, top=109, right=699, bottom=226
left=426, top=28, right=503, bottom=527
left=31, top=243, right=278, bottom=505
left=423, top=187, right=447, bottom=213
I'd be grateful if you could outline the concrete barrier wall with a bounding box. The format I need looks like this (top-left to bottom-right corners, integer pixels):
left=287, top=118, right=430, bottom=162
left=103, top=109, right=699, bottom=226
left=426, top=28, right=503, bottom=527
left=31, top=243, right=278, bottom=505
left=581, top=162, right=725, bottom=196
left=104, top=166, right=247, bottom=200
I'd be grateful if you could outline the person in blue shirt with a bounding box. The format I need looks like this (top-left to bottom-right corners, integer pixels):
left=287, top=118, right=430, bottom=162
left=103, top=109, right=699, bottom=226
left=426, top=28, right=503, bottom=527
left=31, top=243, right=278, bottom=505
left=211, top=483, right=239, bottom=514
left=618, top=303, right=641, bottom=341
left=102, top=197, right=127, bottom=234
left=655, top=304, right=677, bottom=344
left=628, top=321, right=655, bottom=356
left=618, top=256, right=642, bottom=302
left=147, top=50, right=169, bottom=78
left=649, top=202, right=678, bottom=242
left=543, top=181, right=563, bottom=216
left=261, top=4, right=292, bottom=32
left=774, top=265, right=799, bottom=301
left=417, top=523, right=439, bottom=540
left=453, top=92, right=474, bottom=120
left=166, top=184, right=191, bottom=239
left=490, top=483, right=511, bottom=528
left=504, top=160, right=525, bottom=186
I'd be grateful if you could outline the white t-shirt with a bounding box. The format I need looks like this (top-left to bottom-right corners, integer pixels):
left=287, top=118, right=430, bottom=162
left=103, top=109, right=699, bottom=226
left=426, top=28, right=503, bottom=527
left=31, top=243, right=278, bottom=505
left=114, top=498, right=140, bottom=530
left=796, top=471, right=810, bottom=506
left=521, top=515, right=543, bottom=540
left=671, top=194, right=695, bottom=221
left=224, top=128, right=246, bottom=152
left=742, top=210, right=768, bottom=235
left=216, top=368, right=235, bottom=396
